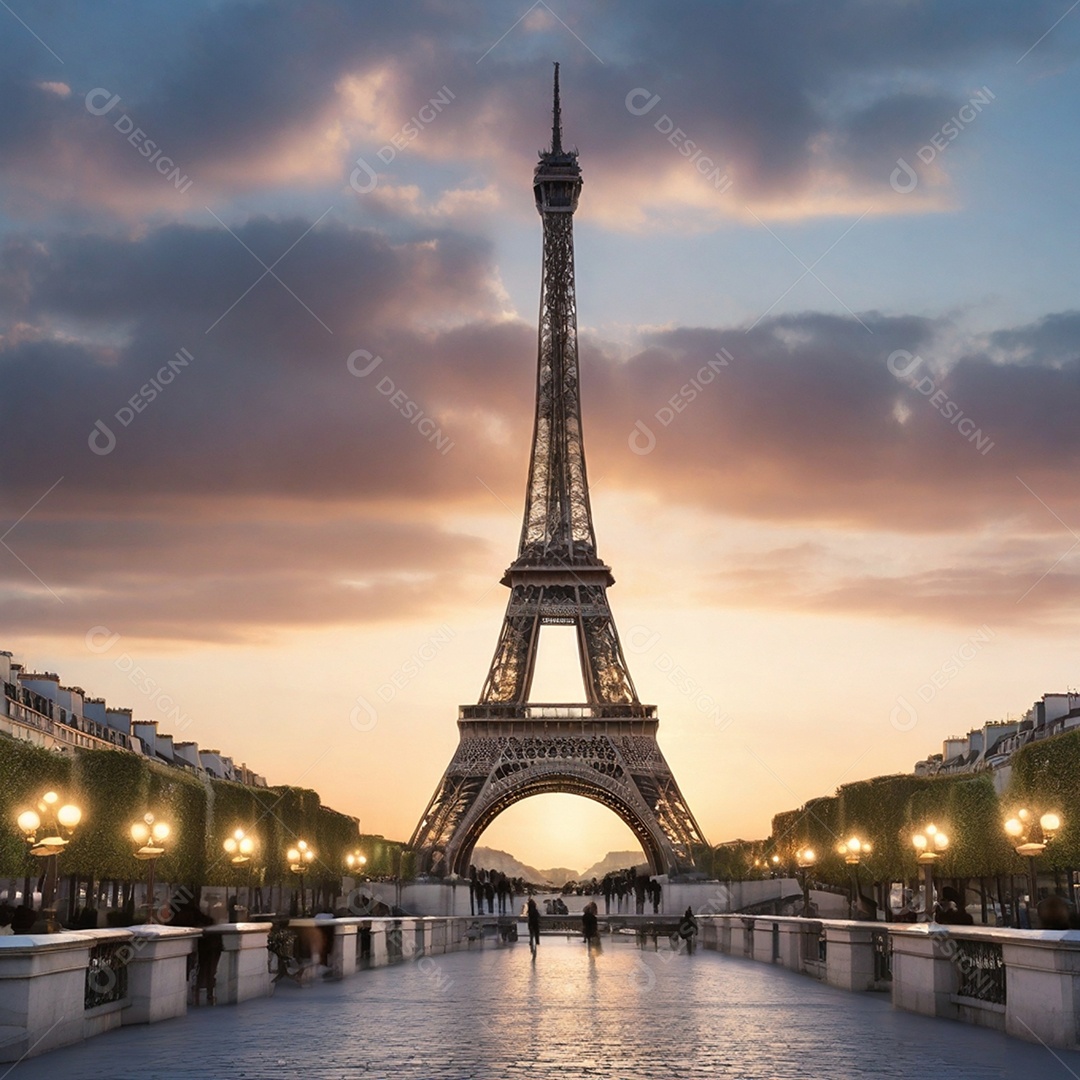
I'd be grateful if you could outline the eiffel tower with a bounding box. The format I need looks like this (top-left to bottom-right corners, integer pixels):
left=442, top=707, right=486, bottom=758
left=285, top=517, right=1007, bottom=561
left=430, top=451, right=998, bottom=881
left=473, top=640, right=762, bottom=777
left=409, top=66, right=707, bottom=878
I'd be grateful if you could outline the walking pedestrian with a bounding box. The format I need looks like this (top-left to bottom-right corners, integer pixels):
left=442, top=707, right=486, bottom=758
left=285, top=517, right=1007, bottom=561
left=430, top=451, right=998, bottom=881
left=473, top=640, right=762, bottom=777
left=582, top=900, right=599, bottom=950
left=527, top=898, right=541, bottom=957
left=678, top=905, right=698, bottom=954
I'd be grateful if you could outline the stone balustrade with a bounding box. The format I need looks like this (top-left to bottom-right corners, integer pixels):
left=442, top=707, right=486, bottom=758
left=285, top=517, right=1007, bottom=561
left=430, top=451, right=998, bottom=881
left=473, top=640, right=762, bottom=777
left=699, top=914, right=1080, bottom=1050
left=12, top=910, right=1080, bottom=1059
left=286, top=914, right=506, bottom=983
left=0, top=914, right=505, bottom=1063
left=890, top=923, right=1080, bottom=1047
left=0, top=925, right=200, bottom=1063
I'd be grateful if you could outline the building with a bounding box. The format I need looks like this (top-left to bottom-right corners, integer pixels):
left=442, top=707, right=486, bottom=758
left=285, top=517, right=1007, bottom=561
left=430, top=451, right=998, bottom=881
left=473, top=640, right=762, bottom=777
left=0, top=649, right=266, bottom=787
left=914, top=691, right=1080, bottom=792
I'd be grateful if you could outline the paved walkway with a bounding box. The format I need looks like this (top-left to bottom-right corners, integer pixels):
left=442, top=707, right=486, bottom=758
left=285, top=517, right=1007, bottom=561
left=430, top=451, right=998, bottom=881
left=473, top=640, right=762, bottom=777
left=12, top=936, right=1080, bottom=1079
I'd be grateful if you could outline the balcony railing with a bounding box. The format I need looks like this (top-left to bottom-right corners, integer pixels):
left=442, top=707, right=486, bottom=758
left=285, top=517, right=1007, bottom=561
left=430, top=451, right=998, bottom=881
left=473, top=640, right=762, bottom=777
left=459, top=703, right=657, bottom=720
left=954, top=939, right=1006, bottom=1005
left=85, top=941, right=129, bottom=1010
left=3, top=695, right=132, bottom=752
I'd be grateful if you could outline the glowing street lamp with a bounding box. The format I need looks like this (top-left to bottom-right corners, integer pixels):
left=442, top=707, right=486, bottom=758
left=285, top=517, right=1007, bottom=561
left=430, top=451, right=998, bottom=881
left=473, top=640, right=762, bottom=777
left=131, top=812, right=170, bottom=924
left=17, top=789, right=82, bottom=929
left=795, top=847, right=816, bottom=917
left=222, top=827, right=256, bottom=921
left=912, top=824, right=949, bottom=922
left=224, top=828, right=256, bottom=864
left=345, top=850, right=367, bottom=877
left=1004, top=808, right=1061, bottom=924
left=287, top=839, right=315, bottom=915
left=838, top=837, right=871, bottom=865
left=836, top=837, right=871, bottom=918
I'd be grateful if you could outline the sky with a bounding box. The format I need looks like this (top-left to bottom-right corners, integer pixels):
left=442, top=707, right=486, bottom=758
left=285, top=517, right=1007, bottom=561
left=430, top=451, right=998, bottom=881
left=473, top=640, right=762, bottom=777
left=3, top=1, right=1080, bottom=873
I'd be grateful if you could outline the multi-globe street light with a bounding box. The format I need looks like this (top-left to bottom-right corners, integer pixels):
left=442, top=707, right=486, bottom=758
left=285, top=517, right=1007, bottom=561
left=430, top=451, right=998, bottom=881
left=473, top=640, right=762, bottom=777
left=836, top=837, right=871, bottom=919
left=795, top=847, right=816, bottom=917
left=131, top=812, right=170, bottom=924
left=17, top=789, right=83, bottom=929
left=224, top=827, right=256, bottom=864
left=287, top=839, right=315, bottom=916
left=912, top=823, right=949, bottom=922
left=1004, top=808, right=1062, bottom=924
left=224, top=827, right=257, bottom=919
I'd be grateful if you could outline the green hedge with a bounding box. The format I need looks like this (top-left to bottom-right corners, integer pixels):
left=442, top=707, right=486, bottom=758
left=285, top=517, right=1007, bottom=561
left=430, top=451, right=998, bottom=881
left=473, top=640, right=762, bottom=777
left=1008, top=730, right=1080, bottom=868
left=741, top=730, right=1080, bottom=883
left=0, top=737, right=380, bottom=887
left=0, top=739, right=71, bottom=879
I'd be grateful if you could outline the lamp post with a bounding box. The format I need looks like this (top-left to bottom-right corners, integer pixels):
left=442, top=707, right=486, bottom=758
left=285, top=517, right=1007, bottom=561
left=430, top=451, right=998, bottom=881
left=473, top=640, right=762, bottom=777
left=1004, top=808, right=1061, bottom=926
left=131, top=812, right=170, bottom=924
left=17, top=789, right=82, bottom=930
left=287, top=839, right=315, bottom=916
left=912, top=823, right=949, bottom=922
left=345, top=850, right=367, bottom=878
left=836, top=837, right=871, bottom=919
left=224, top=828, right=256, bottom=919
left=795, top=848, right=816, bottom=916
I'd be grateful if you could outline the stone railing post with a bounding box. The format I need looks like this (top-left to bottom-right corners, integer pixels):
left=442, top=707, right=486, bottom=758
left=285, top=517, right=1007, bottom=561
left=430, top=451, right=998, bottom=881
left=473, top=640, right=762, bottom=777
left=369, top=920, right=389, bottom=967
left=822, top=921, right=879, bottom=992
left=121, top=925, right=201, bottom=1024
left=0, top=932, right=96, bottom=1062
left=890, top=926, right=962, bottom=1020
left=202, top=923, right=273, bottom=1003
left=327, top=919, right=360, bottom=979
left=1001, top=930, right=1080, bottom=1047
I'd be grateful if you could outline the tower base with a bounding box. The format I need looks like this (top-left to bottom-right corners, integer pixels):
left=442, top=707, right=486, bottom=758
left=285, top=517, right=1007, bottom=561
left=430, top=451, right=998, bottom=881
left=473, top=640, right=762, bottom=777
left=409, top=705, right=708, bottom=878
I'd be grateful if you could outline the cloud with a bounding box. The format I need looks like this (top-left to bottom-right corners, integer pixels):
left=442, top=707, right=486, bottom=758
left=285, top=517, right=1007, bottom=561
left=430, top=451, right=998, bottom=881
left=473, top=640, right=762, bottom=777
left=582, top=311, right=1080, bottom=532
left=4, top=207, right=1080, bottom=639
left=0, top=2, right=1068, bottom=223
left=699, top=535, right=1080, bottom=630
left=0, top=514, right=489, bottom=643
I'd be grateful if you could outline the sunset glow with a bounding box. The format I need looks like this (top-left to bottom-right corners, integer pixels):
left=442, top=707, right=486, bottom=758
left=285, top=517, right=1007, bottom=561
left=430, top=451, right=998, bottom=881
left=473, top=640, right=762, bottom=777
left=4, top=2, right=1080, bottom=873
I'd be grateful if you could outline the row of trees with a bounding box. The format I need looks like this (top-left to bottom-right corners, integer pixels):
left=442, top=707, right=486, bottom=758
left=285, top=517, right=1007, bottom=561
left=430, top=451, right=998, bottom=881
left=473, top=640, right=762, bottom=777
left=10, top=726, right=1077, bottom=896
left=714, top=730, right=1080, bottom=887
left=0, top=738, right=410, bottom=890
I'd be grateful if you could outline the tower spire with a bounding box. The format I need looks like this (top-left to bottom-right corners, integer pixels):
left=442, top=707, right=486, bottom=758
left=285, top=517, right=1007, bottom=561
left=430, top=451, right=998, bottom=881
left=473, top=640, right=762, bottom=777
left=551, top=61, right=562, bottom=154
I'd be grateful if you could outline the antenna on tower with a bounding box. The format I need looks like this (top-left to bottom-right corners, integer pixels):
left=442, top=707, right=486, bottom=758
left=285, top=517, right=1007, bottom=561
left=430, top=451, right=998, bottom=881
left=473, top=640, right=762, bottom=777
left=551, top=61, right=562, bottom=154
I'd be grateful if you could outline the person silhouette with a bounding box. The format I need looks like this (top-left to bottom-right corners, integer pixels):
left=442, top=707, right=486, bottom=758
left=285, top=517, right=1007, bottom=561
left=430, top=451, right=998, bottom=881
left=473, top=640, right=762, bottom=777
left=526, top=898, right=541, bottom=957
left=582, top=901, right=599, bottom=950
left=678, top=906, right=698, bottom=953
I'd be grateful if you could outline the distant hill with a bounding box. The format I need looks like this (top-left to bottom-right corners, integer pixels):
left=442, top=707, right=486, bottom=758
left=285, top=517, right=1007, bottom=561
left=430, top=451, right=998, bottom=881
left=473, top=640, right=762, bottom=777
left=536, top=866, right=579, bottom=887
left=471, top=846, right=553, bottom=885
left=579, top=850, right=648, bottom=881
left=469, top=846, right=649, bottom=887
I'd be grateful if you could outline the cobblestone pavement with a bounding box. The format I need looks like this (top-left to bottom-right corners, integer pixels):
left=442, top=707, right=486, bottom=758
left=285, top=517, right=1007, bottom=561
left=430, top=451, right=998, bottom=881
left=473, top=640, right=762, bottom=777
left=11, top=936, right=1080, bottom=1079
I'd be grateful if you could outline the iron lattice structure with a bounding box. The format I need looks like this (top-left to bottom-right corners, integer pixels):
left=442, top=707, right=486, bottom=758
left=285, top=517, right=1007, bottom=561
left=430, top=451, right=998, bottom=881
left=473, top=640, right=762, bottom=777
left=410, top=66, right=707, bottom=878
